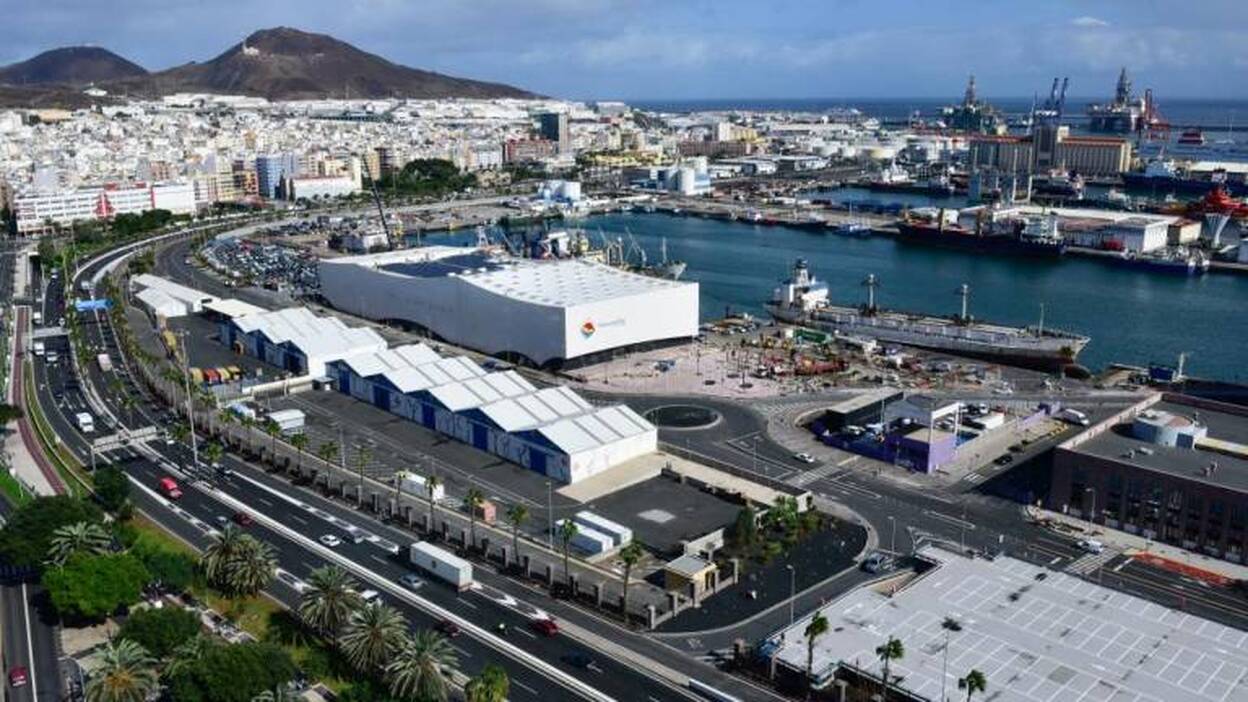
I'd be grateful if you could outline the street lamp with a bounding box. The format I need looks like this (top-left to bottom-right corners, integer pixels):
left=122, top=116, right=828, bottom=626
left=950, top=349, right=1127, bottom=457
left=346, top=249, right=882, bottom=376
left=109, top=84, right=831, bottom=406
left=1084, top=487, right=1098, bottom=534
left=546, top=480, right=553, bottom=549
left=888, top=516, right=896, bottom=554
left=178, top=330, right=199, bottom=474
left=786, top=564, right=796, bottom=626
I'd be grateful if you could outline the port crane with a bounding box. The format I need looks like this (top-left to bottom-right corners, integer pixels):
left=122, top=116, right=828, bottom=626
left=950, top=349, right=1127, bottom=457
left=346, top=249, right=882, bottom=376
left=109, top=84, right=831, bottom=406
left=359, top=154, right=396, bottom=249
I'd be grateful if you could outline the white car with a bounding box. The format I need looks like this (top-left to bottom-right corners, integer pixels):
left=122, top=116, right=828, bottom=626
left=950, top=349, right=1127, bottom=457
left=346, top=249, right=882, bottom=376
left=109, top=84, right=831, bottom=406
left=793, top=452, right=816, bottom=464
left=319, top=534, right=343, bottom=548
left=1077, top=538, right=1104, bottom=554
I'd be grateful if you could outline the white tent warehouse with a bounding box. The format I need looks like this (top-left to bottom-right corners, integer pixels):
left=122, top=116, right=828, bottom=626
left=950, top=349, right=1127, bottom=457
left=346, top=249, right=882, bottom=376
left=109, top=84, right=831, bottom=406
left=218, top=307, right=657, bottom=484
left=317, top=246, right=699, bottom=368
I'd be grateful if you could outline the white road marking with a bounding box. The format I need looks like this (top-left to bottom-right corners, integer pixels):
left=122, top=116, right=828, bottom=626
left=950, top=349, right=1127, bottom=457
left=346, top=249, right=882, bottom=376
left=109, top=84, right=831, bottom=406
left=455, top=597, right=478, bottom=611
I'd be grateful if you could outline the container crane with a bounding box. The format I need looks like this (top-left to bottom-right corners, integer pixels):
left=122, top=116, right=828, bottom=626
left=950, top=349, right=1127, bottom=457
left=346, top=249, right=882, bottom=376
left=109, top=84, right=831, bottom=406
left=360, top=155, right=395, bottom=249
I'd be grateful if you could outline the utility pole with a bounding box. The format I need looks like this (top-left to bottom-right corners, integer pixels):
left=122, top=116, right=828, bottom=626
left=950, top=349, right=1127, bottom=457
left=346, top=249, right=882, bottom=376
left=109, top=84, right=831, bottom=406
left=546, top=480, right=554, bottom=549
left=179, top=330, right=199, bottom=474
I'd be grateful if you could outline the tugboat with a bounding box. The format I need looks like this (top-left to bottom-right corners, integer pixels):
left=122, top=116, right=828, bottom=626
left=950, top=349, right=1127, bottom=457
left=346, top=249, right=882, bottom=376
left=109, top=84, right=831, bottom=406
left=765, top=260, right=1089, bottom=370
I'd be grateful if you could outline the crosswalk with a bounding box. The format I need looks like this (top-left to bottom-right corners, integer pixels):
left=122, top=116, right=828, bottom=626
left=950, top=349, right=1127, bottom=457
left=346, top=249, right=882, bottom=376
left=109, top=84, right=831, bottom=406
left=789, top=462, right=843, bottom=488
left=1066, top=548, right=1119, bottom=575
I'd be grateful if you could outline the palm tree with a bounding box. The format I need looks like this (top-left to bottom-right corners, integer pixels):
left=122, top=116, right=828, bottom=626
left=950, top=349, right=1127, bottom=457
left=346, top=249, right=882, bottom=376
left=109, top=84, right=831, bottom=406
left=940, top=617, right=963, bottom=702
left=804, top=610, right=829, bottom=695
left=85, top=638, right=158, bottom=702
left=340, top=602, right=408, bottom=673
left=618, top=541, right=644, bottom=621
left=240, top=415, right=258, bottom=456
left=202, top=441, right=224, bottom=469
left=290, top=432, right=309, bottom=475
left=463, top=663, right=509, bottom=702
left=426, top=475, right=441, bottom=537
left=558, top=519, right=579, bottom=587
left=217, top=408, right=236, bottom=443
left=170, top=421, right=190, bottom=445
left=298, top=565, right=362, bottom=641
left=45, top=521, right=111, bottom=566
left=875, top=636, right=905, bottom=701
left=316, top=440, right=338, bottom=466
left=385, top=629, right=459, bottom=702
left=201, top=525, right=246, bottom=585
left=463, top=488, right=485, bottom=552
left=354, top=444, right=371, bottom=499
left=505, top=504, right=528, bottom=569
left=958, top=669, right=987, bottom=702
left=165, top=635, right=210, bottom=679
left=265, top=420, right=281, bottom=468
left=227, top=536, right=277, bottom=596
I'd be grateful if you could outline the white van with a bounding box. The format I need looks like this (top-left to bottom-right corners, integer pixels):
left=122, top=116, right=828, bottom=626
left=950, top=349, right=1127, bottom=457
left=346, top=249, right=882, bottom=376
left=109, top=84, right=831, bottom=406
left=33, top=341, right=45, bottom=356
left=76, top=412, right=95, bottom=433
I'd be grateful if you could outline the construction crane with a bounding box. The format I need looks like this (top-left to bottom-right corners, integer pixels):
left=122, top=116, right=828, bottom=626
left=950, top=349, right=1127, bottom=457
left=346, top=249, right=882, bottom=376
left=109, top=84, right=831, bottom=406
left=359, top=155, right=395, bottom=249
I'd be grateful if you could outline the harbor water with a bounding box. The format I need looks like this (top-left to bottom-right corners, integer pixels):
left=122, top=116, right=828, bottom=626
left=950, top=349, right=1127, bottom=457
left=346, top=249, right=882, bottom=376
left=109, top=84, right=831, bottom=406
left=433, top=213, right=1248, bottom=382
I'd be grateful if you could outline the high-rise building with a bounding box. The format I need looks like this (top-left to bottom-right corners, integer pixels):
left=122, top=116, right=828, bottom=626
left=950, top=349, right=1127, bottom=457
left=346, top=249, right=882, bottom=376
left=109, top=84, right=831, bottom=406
left=255, top=153, right=299, bottom=198
left=539, top=112, right=570, bottom=154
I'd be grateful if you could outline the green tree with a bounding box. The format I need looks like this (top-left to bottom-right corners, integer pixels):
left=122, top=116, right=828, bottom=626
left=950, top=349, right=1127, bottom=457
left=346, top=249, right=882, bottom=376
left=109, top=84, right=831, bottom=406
left=45, top=521, right=112, bottom=567
left=558, top=519, right=579, bottom=587
left=385, top=629, right=459, bottom=702
left=165, top=634, right=211, bottom=679
left=85, top=638, right=159, bottom=702
left=340, top=602, right=407, bottom=673
left=505, top=503, right=528, bottom=569
left=804, top=610, right=830, bottom=694
left=463, top=488, right=485, bottom=552
left=44, top=552, right=150, bottom=621
left=289, top=432, right=309, bottom=474
left=464, top=663, right=509, bottom=702
left=298, top=565, right=362, bottom=641
left=202, top=441, right=225, bottom=467
left=201, top=525, right=246, bottom=586
left=618, top=541, right=644, bottom=620
left=118, top=606, right=202, bottom=658
left=132, top=541, right=197, bottom=594
left=0, top=495, right=104, bottom=569
left=729, top=505, right=758, bottom=549
left=876, top=636, right=905, bottom=701
left=94, top=466, right=131, bottom=513
left=165, top=641, right=296, bottom=702
left=959, top=669, right=987, bottom=702
left=201, top=527, right=275, bottom=596
left=316, top=440, right=338, bottom=465
left=0, top=402, right=24, bottom=424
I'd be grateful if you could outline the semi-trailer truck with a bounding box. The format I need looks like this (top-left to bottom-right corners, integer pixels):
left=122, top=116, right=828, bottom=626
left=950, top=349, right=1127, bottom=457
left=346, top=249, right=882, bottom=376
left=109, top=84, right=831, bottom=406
left=409, top=541, right=472, bottom=591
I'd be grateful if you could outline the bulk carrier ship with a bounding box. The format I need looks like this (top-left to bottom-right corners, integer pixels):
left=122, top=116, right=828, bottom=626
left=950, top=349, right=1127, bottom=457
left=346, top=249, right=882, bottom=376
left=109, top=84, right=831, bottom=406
left=766, top=260, right=1090, bottom=370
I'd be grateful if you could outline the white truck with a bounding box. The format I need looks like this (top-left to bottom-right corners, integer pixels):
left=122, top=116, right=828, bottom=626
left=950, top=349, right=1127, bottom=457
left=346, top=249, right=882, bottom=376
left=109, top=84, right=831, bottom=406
left=409, top=541, right=473, bottom=591
left=75, top=412, right=95, bottom=433
left=32, top=341, right=45, bottom=356
left=266, top=409, right=305, bottom=435
left=1057, top=408, right=1090, bottom=427
left=394, top=471, right=445, bottom=501
left=97, top=353, right=113, bottom=372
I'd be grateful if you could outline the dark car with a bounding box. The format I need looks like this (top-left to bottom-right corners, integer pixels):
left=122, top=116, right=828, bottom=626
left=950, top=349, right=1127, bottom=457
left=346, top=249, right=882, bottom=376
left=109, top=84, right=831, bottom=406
left=436, top=619, right=461, bottom=638
left=994, top=454, right=1014, bottom=466
left=232, top=512, right=254, bottom=526
left=561, top=652, right=594, bottom=669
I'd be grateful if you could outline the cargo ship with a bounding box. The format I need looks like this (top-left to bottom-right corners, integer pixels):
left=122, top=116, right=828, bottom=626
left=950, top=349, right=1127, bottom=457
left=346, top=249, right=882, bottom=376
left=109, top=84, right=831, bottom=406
left=766, top=260, right=1090, bottom=370
left=1121, top=158, right=1248, bottom=197
left=894, top=209, right=1067, bottom=257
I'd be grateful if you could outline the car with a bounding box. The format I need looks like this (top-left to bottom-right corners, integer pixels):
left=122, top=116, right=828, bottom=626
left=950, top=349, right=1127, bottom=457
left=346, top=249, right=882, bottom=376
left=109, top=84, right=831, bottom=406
left=214, top=515, right=229, bottom=528
left=1077, top=539, right=1105, bottom=554
left=994, top=455, right=1014, bottom=466
left=398, top=574, right=424, bottom=590
left=359, top=589, right=381, bottom=604
left=861, top=551, right=895, bottom=574
left=8, top=666, right=28, bottom=687
left=793, top=452, right=815, bottom=464
left=436, top=619, right=461, bottom=638
left=232, top=512, right=254, bottom=526
left=561, top=652, right=594, bottom=670
left=530, top=618, right=559, bottom=637
left=318, top=535, right=342, bottom=548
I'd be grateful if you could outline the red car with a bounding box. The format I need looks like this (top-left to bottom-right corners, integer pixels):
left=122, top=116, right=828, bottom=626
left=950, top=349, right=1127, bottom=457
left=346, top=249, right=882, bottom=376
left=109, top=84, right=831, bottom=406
left=436, top=619, right=461, bottom=638
left=232, top=512, right=254, bottom=526
left=158, top=477, right=182, bottom=500
left=8, top=666, right=28, bottom=687
left=531, top=618, right=559, bottom=637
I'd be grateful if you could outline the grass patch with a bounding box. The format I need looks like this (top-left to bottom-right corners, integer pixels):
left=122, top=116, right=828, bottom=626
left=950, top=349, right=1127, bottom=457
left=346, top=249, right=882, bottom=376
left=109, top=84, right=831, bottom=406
left=0, top=469, right=32, bottom=506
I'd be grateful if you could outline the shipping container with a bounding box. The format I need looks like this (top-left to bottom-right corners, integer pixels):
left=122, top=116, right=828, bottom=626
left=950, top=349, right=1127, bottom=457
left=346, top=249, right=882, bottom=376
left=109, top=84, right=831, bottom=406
left=203, top=368, right=220, bottom=385
left=409, top=541, right=473, bottom=591
left=267, top=409, right=306, bottom=434
left=556, top=519, right=613, bottom=556
left=190, top=368, right=204, bottom=384
left=395, top=471, right=444, bottom=501
left=572, top=511, right=632, bottom=547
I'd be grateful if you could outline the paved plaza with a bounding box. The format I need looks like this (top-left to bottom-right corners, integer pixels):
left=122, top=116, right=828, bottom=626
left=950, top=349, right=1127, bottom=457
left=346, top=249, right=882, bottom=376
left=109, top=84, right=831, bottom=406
left=768, top=545, right=1248, bottom=702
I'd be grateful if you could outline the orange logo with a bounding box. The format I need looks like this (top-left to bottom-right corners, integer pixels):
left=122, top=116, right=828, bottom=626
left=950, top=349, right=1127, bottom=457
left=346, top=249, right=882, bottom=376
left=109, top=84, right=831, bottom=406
left=580, top=321, right=596, bottom=337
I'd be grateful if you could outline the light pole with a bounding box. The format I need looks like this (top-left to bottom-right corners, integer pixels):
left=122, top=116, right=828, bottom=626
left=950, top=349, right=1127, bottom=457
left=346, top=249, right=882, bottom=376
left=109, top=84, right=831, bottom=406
left=546, top=480, right=554, bottom=549
left=178, top=330, right=199, bottom=473
left=786, top=564, right=796, bottom=626
left=888, top=516, right=896, bottom=554
left=1084, top=486, right=1097, bottom=534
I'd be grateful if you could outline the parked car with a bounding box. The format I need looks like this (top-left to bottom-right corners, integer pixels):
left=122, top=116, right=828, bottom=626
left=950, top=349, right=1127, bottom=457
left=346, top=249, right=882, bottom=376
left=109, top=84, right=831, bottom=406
left=793, top=452, right=815, bottom=464
left=861, top=551, right=895, bottom=574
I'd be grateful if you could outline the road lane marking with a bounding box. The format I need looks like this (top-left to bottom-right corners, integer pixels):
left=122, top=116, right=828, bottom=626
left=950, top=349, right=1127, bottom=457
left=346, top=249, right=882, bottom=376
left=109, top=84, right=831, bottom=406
left=22, top=583, right=39, bottom=702
left=456, top=597, right=478, bottom=611
left=1114, top=558, right=1134, bottom=572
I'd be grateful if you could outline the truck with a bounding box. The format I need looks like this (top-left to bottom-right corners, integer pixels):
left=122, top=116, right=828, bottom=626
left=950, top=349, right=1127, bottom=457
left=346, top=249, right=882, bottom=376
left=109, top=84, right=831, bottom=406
left=97, top=353, right=113, bottom=372
left=32, top=341, right=45, bottom=356
left=395, top=471, right=445, bottom=501
left=1057, top=408, right=1090, bottom=427
left=32, top=311, right=43, bottom=325
left=409, top=541, right=473, bottom=591
left=266, top=409, right=306, bottom=435
left=75, top=412, right=95, bottom=433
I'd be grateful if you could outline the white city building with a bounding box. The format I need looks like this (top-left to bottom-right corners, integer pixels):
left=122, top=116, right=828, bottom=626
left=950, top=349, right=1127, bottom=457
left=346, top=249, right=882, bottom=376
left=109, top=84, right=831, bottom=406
left=13, top=181, right=195, bottom=235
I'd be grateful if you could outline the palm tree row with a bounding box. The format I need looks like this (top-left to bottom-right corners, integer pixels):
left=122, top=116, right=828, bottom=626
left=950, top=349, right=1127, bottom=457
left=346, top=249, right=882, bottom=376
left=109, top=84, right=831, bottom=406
left=298, top=565, right=461, bottom=701
left=46, top=521, right=112, bottom=567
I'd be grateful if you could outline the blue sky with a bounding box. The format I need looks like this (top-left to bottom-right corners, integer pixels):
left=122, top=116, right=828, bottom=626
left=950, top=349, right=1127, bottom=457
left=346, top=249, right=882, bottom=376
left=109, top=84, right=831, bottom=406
left=8, top=0, right=1248, bottom=100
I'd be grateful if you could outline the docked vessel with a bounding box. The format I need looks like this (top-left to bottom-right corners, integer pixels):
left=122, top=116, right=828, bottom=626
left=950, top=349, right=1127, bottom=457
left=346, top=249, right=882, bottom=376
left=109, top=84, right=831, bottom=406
left=894, top=208, right=1067, bottom=257
left=1032, top=169, right=1084, bottom=199
left=833, top=205, right=872, bottom=238
left=1121, top=159, right=1248, bottom=197
left=766, top=260, right=1090, bottom=370
left=1116, top=248, right=1211, bottom=275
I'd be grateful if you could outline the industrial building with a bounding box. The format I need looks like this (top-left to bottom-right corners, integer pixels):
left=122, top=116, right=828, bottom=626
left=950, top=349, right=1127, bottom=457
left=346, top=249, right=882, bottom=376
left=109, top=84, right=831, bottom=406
left=318, top=246, right=699, bottom=369
left=131, top=273, right=219, bottom=319
left=14, top=181, right=196, bottom=235
left=220, top=307, right=388, bottom=378
left=1049, top=394, right=1248, bottom=564
left=968, top=124, right=1133, bottom=176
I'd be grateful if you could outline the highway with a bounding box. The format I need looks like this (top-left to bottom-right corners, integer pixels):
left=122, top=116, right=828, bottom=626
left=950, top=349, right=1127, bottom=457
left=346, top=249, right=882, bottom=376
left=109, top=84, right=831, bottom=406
left=30, top=240, right=720, bottom=701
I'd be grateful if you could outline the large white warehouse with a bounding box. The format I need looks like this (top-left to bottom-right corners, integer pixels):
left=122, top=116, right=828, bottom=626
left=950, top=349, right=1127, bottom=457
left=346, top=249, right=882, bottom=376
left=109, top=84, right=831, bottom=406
left=317, top=247, right=699, bottom=368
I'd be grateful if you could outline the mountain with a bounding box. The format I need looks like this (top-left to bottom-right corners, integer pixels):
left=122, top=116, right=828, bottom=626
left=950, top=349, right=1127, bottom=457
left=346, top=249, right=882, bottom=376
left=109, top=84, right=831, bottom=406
left=0, top=46, right=147, bottom=86
left=112, top=27, right=537, bottom=100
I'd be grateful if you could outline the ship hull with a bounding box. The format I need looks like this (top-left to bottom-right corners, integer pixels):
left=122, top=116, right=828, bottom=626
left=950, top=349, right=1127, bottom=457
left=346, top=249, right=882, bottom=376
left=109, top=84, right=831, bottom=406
left=1121, top=173, right=1248, bottom=197
left=895, top=223, right=1066, bottom=258
left=766, top=303, right=1087, bottom=371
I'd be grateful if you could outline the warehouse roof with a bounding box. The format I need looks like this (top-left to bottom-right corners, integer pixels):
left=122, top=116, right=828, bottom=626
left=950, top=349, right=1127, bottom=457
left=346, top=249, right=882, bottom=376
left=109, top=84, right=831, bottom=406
left=202, top=298, right=267, bottom=319
left=132, top=273, right=217, bottom=306
left=136, top=287, right=185, bottom=318
left=536, top=405, right=654, bottom=455
left=426, top=370, right=537, bottom=412
left=477, top=386, right=594, bottom=432
left=340, top=343, right=443, bottom=379
left=376, top=357, right=491, bottom=394
left=232, top=307, right=387, bottom=361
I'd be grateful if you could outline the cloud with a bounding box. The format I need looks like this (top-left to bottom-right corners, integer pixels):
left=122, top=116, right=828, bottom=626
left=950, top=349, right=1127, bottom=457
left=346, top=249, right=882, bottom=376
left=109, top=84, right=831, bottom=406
left=1071, top=16, right=1110, bottom=28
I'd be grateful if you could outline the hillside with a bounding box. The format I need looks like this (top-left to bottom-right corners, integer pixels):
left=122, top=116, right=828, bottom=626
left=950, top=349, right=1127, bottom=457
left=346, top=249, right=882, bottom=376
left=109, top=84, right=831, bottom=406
left=0, top=46, right=147, bottom=86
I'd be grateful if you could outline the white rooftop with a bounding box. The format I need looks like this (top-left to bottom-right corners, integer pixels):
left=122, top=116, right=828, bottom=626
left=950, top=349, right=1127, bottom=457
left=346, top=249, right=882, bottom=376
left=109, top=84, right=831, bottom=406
left=233, top=307, right=386, bottom=361
left=536, top=404, right=654, bottom=454
left=477, top=386, right=594, bottom=432
left=425, top=370, right=538, bottom=412
left=769, top=546, right=1248, bottom=702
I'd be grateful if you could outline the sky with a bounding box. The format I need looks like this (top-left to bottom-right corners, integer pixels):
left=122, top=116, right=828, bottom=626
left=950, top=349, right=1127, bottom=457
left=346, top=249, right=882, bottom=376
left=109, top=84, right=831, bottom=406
left=7, top=0, right=1248, bottom=100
